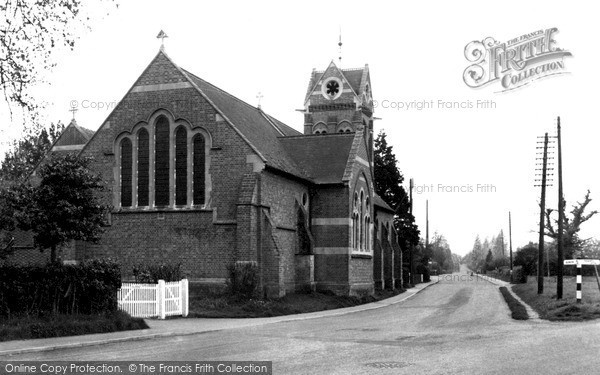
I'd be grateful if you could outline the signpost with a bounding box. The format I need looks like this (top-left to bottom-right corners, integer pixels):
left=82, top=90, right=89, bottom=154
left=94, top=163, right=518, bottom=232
left=563, top=259, right=600, bottom=303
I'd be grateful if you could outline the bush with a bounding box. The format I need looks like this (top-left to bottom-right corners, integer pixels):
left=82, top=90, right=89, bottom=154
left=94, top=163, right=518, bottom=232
left=227, top=262, right=259, bottom=299
left=0, top=259, right=121, bottom=318
left=416, top=263, right=431, bottom=282
left=132, top=263, right=182, bottom=283
left=512, top=266, right=527, bottom=284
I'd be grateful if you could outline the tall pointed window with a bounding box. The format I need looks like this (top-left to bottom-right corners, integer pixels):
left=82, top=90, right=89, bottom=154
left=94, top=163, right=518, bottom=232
left=137, top=128, right=149, bottom=206
left=116, top=113, right=210, bottom=210
left=120, top=138, right=132, bottom=208
left=154, top=116, right=170, bottom=206
left=175, top=126, right=187, bottom=206
left=193, top=134, right=206, bottom=205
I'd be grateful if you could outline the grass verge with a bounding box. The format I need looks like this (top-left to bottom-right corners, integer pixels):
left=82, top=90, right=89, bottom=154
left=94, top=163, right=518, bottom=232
left=512, top=277, right=600, bottom=321
left=0, top=311, right=149, bottom=342
left=189, top=289, right=405, bottom=318
left=499, top=286, right=528, bottom=320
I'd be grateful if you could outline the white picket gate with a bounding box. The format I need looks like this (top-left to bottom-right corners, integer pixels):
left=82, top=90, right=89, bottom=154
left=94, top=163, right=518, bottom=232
left=117, top=279, right=189, bottom=319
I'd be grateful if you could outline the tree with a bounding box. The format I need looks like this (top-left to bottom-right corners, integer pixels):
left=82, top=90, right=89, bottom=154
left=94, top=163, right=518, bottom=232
left=0, top=122, right=64, bottom=184
left=0, top=0, right=115, bottom=121
left=11, top=153, right=107, bottom=262
left=373, top=130, right=420, bottom=251
left=545, top=190, right=599, bottom=258
left=485, top=249, right=494, bottom=271
left=514, top=242, right=538, bottom=276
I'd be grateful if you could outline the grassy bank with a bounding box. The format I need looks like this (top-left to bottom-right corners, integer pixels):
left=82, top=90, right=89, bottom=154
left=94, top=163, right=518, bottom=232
left=189, top=289, right=404, bottom=318
left=512, top=276, right=600, bottom=321
left=0, top=311, right=149, bottom=342
left=499, top=287, right=528, bottom=320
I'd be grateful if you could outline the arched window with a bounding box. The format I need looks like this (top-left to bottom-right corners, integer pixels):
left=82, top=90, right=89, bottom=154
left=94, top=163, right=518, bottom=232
left=137, top=128, right=149, bottom=206
left=120, top=138, right=132, bottom=208
left=116, top=113, right=211, bottom=210
left=365, top=216, right=370, bottom=251
left=313, top=123, right=327, bottom=135
left=154, top=116, right=170, bottom=207
left=193, top=134, right=206, bottom=205
left=175, top=126, right=187, bottom=206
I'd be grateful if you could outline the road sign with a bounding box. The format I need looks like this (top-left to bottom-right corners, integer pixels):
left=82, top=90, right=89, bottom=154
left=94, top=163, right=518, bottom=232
left=564, top=259, right=600, bottom=266
left=563, top=259, right=600, bottom=303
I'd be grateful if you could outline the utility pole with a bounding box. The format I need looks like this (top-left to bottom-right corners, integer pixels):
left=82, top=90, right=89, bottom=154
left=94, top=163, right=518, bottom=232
left=425, top=199, right=429, bottom=250
left=509, top=211, right=513, bottom=283
left=557, top=116, right=564, bottom=299
left=536, top=133, right=550, bottom=294
left=409, top=178, right=414, bottom=285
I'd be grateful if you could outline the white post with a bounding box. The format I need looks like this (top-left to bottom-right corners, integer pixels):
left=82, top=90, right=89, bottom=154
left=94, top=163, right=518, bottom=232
left=576, top=263, right=582, bottom=303
left=181, top=279, right=189, bottom=317
left=158, top=280, right=166, bottom=319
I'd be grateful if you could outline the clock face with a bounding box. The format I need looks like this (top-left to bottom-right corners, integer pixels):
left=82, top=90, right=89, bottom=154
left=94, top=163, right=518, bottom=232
left=321, top=78, right=343, bottom=100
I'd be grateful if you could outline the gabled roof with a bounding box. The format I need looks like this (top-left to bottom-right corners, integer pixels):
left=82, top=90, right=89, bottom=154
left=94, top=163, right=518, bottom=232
left=373, top=193, right=394, bottom=213
left=52, top=120, right=94, bottom=151
left=279, top=133, right=355, bottom=184
left=181, top=68, right=308, bottom=180
left=304, top=62, right=368, bottom=103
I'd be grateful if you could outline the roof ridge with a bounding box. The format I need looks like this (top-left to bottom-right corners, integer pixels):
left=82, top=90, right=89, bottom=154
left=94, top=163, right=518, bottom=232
left=279, top=132, right=355, bottom=139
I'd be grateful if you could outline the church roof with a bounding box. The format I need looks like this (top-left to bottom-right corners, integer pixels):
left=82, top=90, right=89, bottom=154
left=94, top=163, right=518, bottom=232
left=304, top=63, right=368, bottom=103
left=373, top=193, right=395, bottom=213
left=51, top=120, right=95, bottom=153
left=181, top=69, right=309, bottom=180
left=279, top=133, right=355, bottom=184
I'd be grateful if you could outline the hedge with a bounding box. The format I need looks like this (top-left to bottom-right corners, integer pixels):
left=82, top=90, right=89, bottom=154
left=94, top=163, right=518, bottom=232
left=0, top=259, right=121, bottom=318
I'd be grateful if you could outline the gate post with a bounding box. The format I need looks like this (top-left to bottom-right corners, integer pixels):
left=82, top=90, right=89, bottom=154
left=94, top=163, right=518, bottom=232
left=181, top=279, right=189, bottom=317
left=158, top=280, right=166, bottom=319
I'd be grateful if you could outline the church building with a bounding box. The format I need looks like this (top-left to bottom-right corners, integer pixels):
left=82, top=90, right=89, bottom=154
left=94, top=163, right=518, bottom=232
left=22, top=46, right=404, bottom=297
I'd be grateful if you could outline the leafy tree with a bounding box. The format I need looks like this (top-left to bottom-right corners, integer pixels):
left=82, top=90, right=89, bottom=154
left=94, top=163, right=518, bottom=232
left=10, top=153, right=107, bottom=262
left=544, top=190, right=598, bottom=258
left=485, top=249, right=494, bottom=271
left=373, top=130, right=420, bottom=252
left=514, top=242, right=538, bottom=276
left=0, top=0, right=115, bottom=119
left=0, top=122, right=64, bottom=184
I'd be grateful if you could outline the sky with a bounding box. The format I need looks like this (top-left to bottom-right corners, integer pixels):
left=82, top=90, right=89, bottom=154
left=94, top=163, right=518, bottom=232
left=1, top=0, right=598, bottom=256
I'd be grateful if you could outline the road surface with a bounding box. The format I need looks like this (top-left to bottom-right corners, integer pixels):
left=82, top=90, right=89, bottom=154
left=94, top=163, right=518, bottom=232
left=2, top=271, right=600, bottom=374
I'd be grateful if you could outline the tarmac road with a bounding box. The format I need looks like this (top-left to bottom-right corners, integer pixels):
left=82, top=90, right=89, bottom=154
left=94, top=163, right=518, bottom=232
left=3, top=271, right=600, bottom=374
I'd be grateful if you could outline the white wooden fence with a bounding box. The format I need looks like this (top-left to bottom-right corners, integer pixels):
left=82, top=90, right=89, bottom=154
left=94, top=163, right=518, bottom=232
left=117, top=279, right=189, bottom=319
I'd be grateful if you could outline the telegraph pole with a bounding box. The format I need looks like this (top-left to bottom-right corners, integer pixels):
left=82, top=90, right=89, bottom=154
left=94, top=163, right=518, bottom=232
left=409, top=178, right=414, bottom=284
left=536, top=133, right=549, bottom=294
left=425, top=199, right=429, bottom=250
left=557, top=117, right=564, bottom=299
left=509, top=211, right=513, bottom=283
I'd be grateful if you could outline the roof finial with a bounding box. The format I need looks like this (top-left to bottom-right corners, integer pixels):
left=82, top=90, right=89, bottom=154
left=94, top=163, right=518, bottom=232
left=69, top=102, right=78, bottom=122
left=256, top=92, right=264, bottom=109
left=157, top=30, right=168, bottom=51
left=338, top=26, right=343, bottom=66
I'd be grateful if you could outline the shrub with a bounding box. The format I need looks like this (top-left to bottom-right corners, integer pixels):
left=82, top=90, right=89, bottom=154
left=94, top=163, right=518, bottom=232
left=416, top=263, right=431, bottom=282
left=132, top=263, right=182, bottom=283
left=227, top=262, right=259, bottom=299
left=512, top=266, right=527, bottom=284
left=0, top=259, right=121, bottom=318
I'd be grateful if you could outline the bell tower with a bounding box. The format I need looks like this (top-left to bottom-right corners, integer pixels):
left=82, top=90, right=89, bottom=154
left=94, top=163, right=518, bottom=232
left=301, top=60, right=374, bottom=157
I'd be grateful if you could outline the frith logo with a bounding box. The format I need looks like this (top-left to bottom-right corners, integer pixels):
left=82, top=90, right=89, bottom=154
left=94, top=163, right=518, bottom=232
left=463, top=28, right=572, bottom=92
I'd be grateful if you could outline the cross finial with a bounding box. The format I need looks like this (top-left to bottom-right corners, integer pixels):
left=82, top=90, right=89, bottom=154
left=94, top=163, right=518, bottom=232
left=69, top=103, right=78, bottom=121
left=157, top=30, right=168, bottom=51
left=256, top=92, right=264, bottom=109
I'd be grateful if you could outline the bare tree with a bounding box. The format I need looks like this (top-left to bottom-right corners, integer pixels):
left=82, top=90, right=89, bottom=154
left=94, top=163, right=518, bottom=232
left=545, top=190, right=598, bottom=258
left=0, top=0, right=115, bottom=119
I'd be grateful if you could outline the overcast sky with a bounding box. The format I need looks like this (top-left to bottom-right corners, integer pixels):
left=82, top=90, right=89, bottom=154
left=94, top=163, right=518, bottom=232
left=1, top=0, right=598, bottom=256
